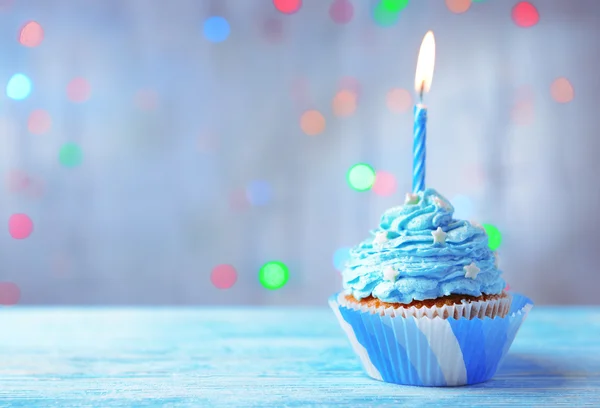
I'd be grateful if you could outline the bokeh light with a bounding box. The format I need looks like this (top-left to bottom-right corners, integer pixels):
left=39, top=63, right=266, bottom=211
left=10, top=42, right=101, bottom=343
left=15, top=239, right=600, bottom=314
left=347, top=163, right=376, bottom=192
left=511, top=100, right=534, bottom=126
left=59, top=142, right=83, bottom=167
left=482, top=223, right=502, bottom=250
left=19, top=21, right=44, bottom=47
left=259, top=261, right=289, bottom=290
left=373, top=2, right=401, bottom=27
left=28, top=109, right=52, bottom=135
left=66, top=77, right=91, bottom=103
left=300, top=110, right=326, bottom=136
left=273, top=0, right=302, bottom=14
left=329, top=0, right=354, bottom=24
left=445, top=0, right=471, bottom=14
left=134, top=89, right=159, bottom=111
left=246, top=180, right=272, bottom=206
left=210, top=264, right=238, bottom=289
left=262, top=17, right=284, bottom=43
left=6, top=170, right=30, bottom=193
left=6, top=73, right=32, bottom=100
left=332, top=90, right=357, bottom=117
left=511, top=85, right=535, bottom=126
left=333, top=247, right=351, bottom=271
left=386, top=88, right=412, bottom=113
left=452, top=194, right=474, bottom=219
left=0, top=282, right=21, bottom=306
left=512, top=2, right=539, bottom=28
left=372, top=171, right=397, bottom=197
left=550, top=77, right=574, bottom=104
left=8, top=214, right=33, bottom=239
left=380, top=0, right=409, bottom=12
left=203, top=16, right=230, bottom=43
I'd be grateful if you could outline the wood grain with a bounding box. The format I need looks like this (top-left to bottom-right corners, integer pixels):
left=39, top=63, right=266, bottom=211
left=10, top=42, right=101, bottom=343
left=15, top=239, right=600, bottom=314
left=1, top=307, right=599, bottom=407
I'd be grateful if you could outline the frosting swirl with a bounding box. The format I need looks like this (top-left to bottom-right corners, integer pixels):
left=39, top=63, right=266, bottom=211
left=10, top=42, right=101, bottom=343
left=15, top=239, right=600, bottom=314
left=342, top=188, right=505, bottom=304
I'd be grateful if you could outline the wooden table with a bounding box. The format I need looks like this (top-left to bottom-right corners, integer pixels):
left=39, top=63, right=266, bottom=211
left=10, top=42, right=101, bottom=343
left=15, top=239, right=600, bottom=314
left=1, top=307, right=599, bottom=407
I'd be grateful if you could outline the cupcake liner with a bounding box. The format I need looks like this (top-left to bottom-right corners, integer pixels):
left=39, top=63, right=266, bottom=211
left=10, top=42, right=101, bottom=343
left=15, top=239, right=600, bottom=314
left=338, top=293, right=512, bottom=319
left=329, top=292, right=533, bottom=387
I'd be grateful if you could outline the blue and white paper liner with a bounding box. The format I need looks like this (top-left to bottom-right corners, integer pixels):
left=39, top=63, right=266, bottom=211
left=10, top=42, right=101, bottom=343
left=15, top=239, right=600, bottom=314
left=329, top=292, right=533, bottom=386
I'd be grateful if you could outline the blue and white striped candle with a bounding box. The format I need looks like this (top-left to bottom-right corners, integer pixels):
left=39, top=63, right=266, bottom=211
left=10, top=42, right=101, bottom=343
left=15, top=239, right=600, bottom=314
left=412, top=31, right=436, bottom=194
left=412, top=104, right=427, bottom=193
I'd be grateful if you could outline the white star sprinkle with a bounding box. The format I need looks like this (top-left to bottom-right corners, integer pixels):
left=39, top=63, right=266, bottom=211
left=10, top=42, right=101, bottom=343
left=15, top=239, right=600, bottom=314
left=433, top=196, right=449, bottom=210
left=383, top=266, right=399, bottom=282
left=372, top=231, right=388, bottom=247
left=464, top=262, right=480, bottom=279
left=404, top=193, right=419, bottom=205
left=431, top=227, right=447, bottom=245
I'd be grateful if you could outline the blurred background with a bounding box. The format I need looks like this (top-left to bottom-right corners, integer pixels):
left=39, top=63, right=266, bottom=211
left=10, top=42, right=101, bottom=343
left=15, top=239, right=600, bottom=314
left=0, top=0, right=598, bottom=306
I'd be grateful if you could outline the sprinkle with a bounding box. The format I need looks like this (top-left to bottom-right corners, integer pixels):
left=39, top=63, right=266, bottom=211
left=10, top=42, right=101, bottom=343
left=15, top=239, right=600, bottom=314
left=372, top=231, right=388, bottom=247
left=404, top=193, right=419, bottom=205
left=464, top=262, right=481, bottom=279
left=431, top=227, right=447, bottom=245
left=433, top=196, right=450, bottom=210
left=383, top=266, right=399, bottom=282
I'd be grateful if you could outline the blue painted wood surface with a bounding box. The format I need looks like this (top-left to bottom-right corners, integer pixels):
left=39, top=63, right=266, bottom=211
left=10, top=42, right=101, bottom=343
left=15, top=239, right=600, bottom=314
left=1, top=307, right=599, bottom=407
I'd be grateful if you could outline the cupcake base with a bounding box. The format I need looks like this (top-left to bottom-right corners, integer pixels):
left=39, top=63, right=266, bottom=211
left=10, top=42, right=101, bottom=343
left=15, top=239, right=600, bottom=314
left=342, top=292, right=512, bottom=319
left=330, top=292, right=533, bottom=387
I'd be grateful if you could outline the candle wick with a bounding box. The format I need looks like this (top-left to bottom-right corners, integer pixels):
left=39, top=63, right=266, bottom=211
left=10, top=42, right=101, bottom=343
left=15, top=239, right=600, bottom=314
left=419, top=81, right=425, bottom=104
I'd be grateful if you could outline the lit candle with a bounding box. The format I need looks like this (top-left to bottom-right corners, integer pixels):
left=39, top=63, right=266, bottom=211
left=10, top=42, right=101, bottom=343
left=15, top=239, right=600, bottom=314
left=412, top=31, right=436, bottom=193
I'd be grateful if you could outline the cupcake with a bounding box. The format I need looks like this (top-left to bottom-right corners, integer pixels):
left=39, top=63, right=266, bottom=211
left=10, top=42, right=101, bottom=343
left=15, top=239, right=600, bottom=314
left=329, top=188, right=532, bottom=386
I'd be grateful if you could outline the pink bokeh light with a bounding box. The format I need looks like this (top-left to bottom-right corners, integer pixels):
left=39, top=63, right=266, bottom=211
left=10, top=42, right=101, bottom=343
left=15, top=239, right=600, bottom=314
left=19, top=21, right=44, bottom=47
left=210, top=264, right=238, bottom=289
left=262, top=18, right=283, bottom=43
left=28, top=109, right=52, bottom=135
left=372, top=171, right=397, bottom=197
left=0, top=282, right=20, bottom=306
left=67, top=77, right=91, bottom=103
left=8, top=213, right=34, bottom=239
left=329, top=0, right=354, bottom=24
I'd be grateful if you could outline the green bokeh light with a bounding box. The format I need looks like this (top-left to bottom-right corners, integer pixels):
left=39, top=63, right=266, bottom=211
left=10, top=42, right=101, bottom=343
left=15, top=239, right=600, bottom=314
left=347, top=163, right=376, bottom=191
left=380, top=0, right=409, bottom=12
left=259, top=261, right=289, bottom=290
left=373, top=2, right=401, bottom=27
left=59, top=142, right=83, bottom=167
left=482, top=223, right=502, bottom=250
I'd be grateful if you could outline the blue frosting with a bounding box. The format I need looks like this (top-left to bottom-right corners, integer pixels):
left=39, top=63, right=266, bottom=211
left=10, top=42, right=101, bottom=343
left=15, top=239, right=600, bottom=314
left=342, top=188, right=505, bottom=304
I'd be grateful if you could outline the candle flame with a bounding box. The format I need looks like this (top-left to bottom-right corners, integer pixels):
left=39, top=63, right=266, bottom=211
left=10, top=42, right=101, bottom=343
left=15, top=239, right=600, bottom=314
left=414, top=31, right=436, bottom=95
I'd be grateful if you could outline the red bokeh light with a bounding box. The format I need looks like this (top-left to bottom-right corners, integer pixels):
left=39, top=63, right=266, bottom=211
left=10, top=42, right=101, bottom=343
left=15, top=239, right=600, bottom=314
left=511, top=2, right=539, bottom=28
left=273, top=0, right=302, bottom=14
